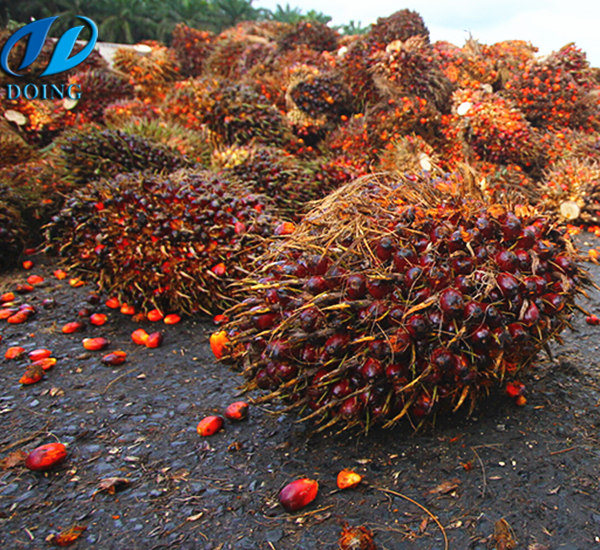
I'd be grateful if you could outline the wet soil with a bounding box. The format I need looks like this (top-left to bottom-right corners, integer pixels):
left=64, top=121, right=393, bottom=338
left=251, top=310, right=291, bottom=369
left=1, top=238, right=600, bottom=549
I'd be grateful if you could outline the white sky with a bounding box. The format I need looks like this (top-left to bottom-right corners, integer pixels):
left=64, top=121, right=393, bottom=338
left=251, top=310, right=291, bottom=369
left=255, top=0, right=600, bottom=67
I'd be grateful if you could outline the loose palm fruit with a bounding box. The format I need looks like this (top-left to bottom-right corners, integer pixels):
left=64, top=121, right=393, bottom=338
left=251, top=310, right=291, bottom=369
left=279, top=478, right=319, bottom=512
left=32, top=357, right=57, bottom=371
left=62, top=321, right=84, bottom=334
left=196, top=415, right=224, bottom=436
left=210, top=331, right=229, bottom=360
left=337, top=469, right=363, bottom=490
left=224, top=401, right=249, bottom=421
left=101, top=350, right=127, bottom=366
left=338, top=525, right=376, bottom=550
left=82, top=337, right=109, bottom=351
left=25, top=443, right=67, bottom=471
left=20, top=364, right=44, bottom=385
left=5, top=346, right=25, bottom=360
left=131, top=329, right=149, bottom=346
left=145, top=332, right=163, bottom=348
left=90, top=313, right=107, bottom=326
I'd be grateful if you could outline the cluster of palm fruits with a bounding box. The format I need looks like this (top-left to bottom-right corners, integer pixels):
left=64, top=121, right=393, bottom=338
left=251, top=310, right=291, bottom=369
left=277, top=20, right=339, bottom=52
left=216, top=173, right=589, bottom=430
left=45, top=170, right=275, bottom=314
left=171, top=24, right=215, bottom=77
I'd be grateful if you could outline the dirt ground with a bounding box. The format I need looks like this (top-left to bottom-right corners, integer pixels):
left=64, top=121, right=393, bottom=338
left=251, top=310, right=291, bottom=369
left=1, top=236, right=600, bottom=550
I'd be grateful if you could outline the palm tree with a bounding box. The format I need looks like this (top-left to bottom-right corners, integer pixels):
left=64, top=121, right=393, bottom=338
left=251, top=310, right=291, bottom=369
left=266, top=4, right=331, bottom=24
left=94, top=0, right=157, bottom=43
left=149, top=0, right=212, bottom=43
left=206, top=0, right=261, bottom=32
left=338, top=20, right=370, bottom=35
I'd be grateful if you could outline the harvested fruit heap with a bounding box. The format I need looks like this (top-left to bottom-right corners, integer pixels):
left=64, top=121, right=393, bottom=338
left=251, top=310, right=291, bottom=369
left=216, top=173, right=589, bottom=431
left=45, top=169, right=274, bottom=314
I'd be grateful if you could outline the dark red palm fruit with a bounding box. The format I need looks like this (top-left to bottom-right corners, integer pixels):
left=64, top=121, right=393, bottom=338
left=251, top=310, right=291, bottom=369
left=78, top=307, right=91, bottom=318
left=521, top=301, right=540, bottom=326
left=338, top=525, right=376, bottom=550
left=306, top=255, right=330, bottom=277
left=552, top=255, right=575, bottom=274
left=413, top=286, right=432, bottom=302
left=455, top=275, right=475, bottom=294
left=265, top=340, right=290, bottom=361
left=375, top=236, right=395, bottom=262
left=300, top=344, right=319, bottom=363
left=427, top=265, right=450, bottom=290
left=366, top=278, right=392, bottom=299
left=253, top=312, right=278, bottom=331
left=331, top=379, right=352, bottom=399
left=439, top=288, right=465, bottom=318
left=447, top=230, right=464, bottom=253
left=368, top=339, right=390, bottom=359
left=25, top=443, right=67, bottom=471
left=523, top=275, right=546, bottom=296
left=101, top=351, right=127, bottom=366
left=427, top=309, right=443, bottom=327
left=507, top=322, right=529, bottom=343
left=304, top=276, right=328, bottom=294
left=514, top=249, right=531, bottom=271
left=420, top=252, right=436, bottom=267
left=496, top=272, right=520, bottom=298
left=411, top=392, right=433, bottom=418
left=339, top=395, right=363, bottom=419
left=495, top=250, right=518, bottom=273
left=413, top=235, right=430, bottom=253
left=464, top=301, right=485, bottom=325
left=404, top=266, right=423, bottom=288
left=542, top=293, right=565, bottom=314
left=360, top=358, right=383, bottom=380
left=87, top=292, right=101, bottom=305
left=492, top=327, right=512, bottom=348
left=451, top=254, right=475, bottom=275
left=145, top=331, right=163, bottom=348
left=15, top=283, right=34, bottom=294
left=389, top=306, right=406, bottom=324
left=358, top=300, right=388, bottom=323
left=430, top=347, right=459, bottom=375
left=475, top=215, right=496, bottom=239
left=196, top=415, right=224, bottom=436
left=275, top=363, right=297, bottom=381
left=484, top=304, right=504, bottom=328
left=406, top=314, right=428, bottom=340
left=255, top=368, right=272, bottom=389
left=324, top=333, right=350, bottom=357
left=501, top=212, right=522, bottom=241
left=298, top=307, right=322, bottom=332
left=385, top=363, right=408, bottom=381
left=326, top=266, right=346, bottom=287
left=279, top=478, right=318, bottom=512
left=224, top=401, right=249, bottom=421
left=535, top=240, right=555, bottom=260
left=393, top=247, right=417, bottom=271
left=389, top=328, right=411, bottom=355
left=345, top=274, right=367, bottom=299
left=516, top=226, right=537, bottom=249
left=470, top=325, right=493, bottom=350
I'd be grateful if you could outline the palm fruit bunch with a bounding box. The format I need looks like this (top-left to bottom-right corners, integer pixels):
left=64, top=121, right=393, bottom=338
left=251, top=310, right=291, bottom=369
left=377, top=134, right=438, bottom=174
left=102, top=98, right=161, bottom=127
left=285, top=66, right=353, bottom=142
left=0, top=121, right=34, bottom=168
left=162, top=78, right=219, bottom=131
left=171, top=24, right=215, bottom=77
left=45, top=169, right=274, bottom=314
left=0, top=183, right=26, bottom=270
left=113, top=42, right=180, bottom=101
left=487, top=40, right=538, bottom=87
left=368, top=9, right=430, bottom=48
left=473, top=161, right=537, bottom=203
left=54, top=125, right=190, bottom=185
left=216, top=173, right=589, bottom=431
left=277, top=21, right=339, bottom=53
left=450, top=89, right=539, bottom=168
left=1, top=94, right=60, bottom=146
left=197, top=83, right=294, bottom=148
left=335, top=38, right=380, bottom=108
left=503, top=43, right=598, bottom=131
left=370, top=35, right=454, bottom=111
left=66, top=69, right=135, bottom=122
left=538, top=158, right=600, bottom=224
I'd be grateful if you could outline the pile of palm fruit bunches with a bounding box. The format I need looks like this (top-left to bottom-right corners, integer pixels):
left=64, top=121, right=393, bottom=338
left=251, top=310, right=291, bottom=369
left=1, top=9, right=599, bottom=429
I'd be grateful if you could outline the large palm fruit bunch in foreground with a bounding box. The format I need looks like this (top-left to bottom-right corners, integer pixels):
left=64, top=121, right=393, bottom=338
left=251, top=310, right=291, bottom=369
left=45, top=170, right=274, bottom=314
left=215, top=173, right=589, bottom=431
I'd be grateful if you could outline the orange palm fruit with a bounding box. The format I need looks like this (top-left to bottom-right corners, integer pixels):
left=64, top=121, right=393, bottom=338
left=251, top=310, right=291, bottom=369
left=20, top=364, right=44, bottom=385
left=209, top=331, right=229, bottom=360
left=101, top=350, right=127, bottom=366
left=147, top=309, right=164, bottom=322
left=163, top=314, right=181, bottom=325
left=336, top=469, right=363, bottom=490
left=131, top=329, right=149, bottom=345
left=120, top=303, right=135, bottom=315
left=145, top=331, right=163, bottom=348
left=62, top=321, right=84, bottom=334
left=0, top=292, right=15, bottom=302
left=69, top=278, right=85, bottom=287
left=106, top=297, right=120, bottom=309
left=53, top=269, right=68, bottom=280
left=22, top=260, right=33, bottom=270
left=28, top=348, right=52, bottom=361
left=27, top=275, right=44, bottom=285
left=279, top=478, right=318, bottom=512
left=7, top=311, right=28, bottom=324
left=5, top=346, right=25, bottom=360
left=274, top=221, right=296, bottom=236
left=25, top=443, right=67, bottom=471
left=89, top=313, right=107, bottom=326
left=82, top=337, right=109, bottom=351
left=32, top=357, right=57, bottom=371
left=196, top=415, right=224, bottom=436
left=224, top=401, right=249, bottom=421
left=15, top=284, right=34, bottom=294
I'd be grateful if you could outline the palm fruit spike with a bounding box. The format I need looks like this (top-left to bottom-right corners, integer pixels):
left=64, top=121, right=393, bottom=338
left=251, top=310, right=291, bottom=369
left=54, top=125, right=190, bottom=185
left=217, top=172, right=589, bottom=432
left=370, top=35, right=454, bottom=112
left=171, top=24, right=214, bottom=78
left=45, top=169, right=274, bottom=315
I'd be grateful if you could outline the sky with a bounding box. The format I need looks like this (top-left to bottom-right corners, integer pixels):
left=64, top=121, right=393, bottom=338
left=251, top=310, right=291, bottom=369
left=254, top=0, right=600, bottom=67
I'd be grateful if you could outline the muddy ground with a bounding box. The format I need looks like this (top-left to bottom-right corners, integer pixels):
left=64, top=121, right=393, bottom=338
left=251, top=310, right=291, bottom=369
left=1, top=238, right=600, bottom=550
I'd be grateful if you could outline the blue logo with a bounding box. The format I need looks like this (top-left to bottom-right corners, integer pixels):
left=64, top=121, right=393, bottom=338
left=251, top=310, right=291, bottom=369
left=1, top=16, right=98, bottom=77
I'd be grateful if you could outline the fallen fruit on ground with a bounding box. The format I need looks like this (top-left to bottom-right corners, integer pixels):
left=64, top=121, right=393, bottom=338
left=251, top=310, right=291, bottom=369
left=31, top=357, right=57, bottom=371
left=62, top=321, right=84, bottom=334
left=101, top=350, right=127, bottom=366
left=82, top=337, right=110, bottom=351
left=20, top=364, right=44, bottom=385
left=5, top=346, right=25, bottom=360
left=338, top=524, right=377, bottom=550
left=147, top=309, right=164, bottom=322
left=145, top=331, right=163, bottom=348
left=279, top=478, right=319, bottom=512
left=196, top=415, right=224, bottom=436
left=224, top=401, right=249, bottom=421
left=131, top=329, right=149, bottom=345
left=90, top=313, right=107, bottom=326
left=164, top=314, right=181, bottom=325
left=337, top=469, right=363, bottom=490
left=209, top=330, right=229, bottom=360
left=28, top=348, right=52, bottom=361
left=25, top=442, right=68, bottom=471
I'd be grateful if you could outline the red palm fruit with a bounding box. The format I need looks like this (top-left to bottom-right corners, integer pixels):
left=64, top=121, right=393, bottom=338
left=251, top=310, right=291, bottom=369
left=470, top=326, right=492, bottom=350
left=145, top=331, right=163, bottom=348
left=15, top=283, right=34, bottom=294
left=82, top=337, right=109, bottom=351
left=331, top=379, right=352, bottom=398
left=211, top=263, right=226, bottom=276
left=375, top=237, right=394, bottom=262
left=337, top=469, right=362, bottom=490
left=90, top=313, right=107, bottom=326
left=42, top=298, right=56, bottom=309
left=411, top=392, right=433, bottom=418
left=25, top=443, right=67, bottom=471
left=32, top=357, right=57, bottom=371
left=535, top=240, right=555, bottom=260
left=7, top=311, right=29, bottom=324
left=62, top=321, right=84, bottom=334
left=304, top=276, right=328, bottom=294
left=523, top=275, right=546, bottom=296
left=360, top=358, right=383, bottom=379
left=501, top=212, right=522, bottom=241
left=431, top=347, right=458, bottom=373
left=406, top=314, right=429, bottom=339
left=339, top=395, right=363, bottom=418
left=505, top=380, right=525, bottom=398
left=147, top=309, right=164, bottom=322
left=28, top=349, right=51, bottom=361
left=0, top=292, right=15, bottom=302
left=521, top=302, right=540, bottom=326
left=338, top=525, right=376, bottom=550
left=300, top=344, right=318, bottom=363
left=274, top=221, right=296, bottom=236
left=101, top=350, right=127, bottom=366
left=366, top=279, right=392, bottom=299
left=451, top=254, right=475, bottom=275
left=210, top=331, right=229, bottom=359
left=439, top=288, right=464, bottom=317
left=27, top=275, right=44, bottom=285
left=196, top=415, right=224, bottom=436
left=586, top=314, right=600, bottom=325
left=393, top=247, right=417, bottom=271
left=0, top=308, right=17, bottom=319
left=542, top=293, right=565, bottom=314
left=404, top=266, right=423, bottom=287
left=131, top=329, right=149, bottom=345
left=389, top=328, right=411, bottom=354
left=516, top=226, right=536, bottom=249
left=496, top=272, right=520, bottom=297
left=475, top=215, right=496, bottom=239
left=345, top=274, right=366, bottom=299
left=132, top=312, right=146, bottom=323
left=106, top=297, right=120, bottom=309
left=368, top=339, right=390, bottom=359
left=298, top=307, right=322, bottom=332
left=507, top=322, right=528, bottom=342
left=224, top=401, right=249, bottom=421
left=495, top=250, right=518, bottom=272
left=22, top=260, right=33, bottom=270
left=53, top=269, right=68, bottom=280
left=5, top=346, right=25, bottom=360
left=553, top=255, right=575, bottom=274
left=324, top=333, right=350, bottom=357
left=20, top=364, right=44, bottom=385
left=279, top=478, right=318, bottom=512
left=464, top=301, right=485, bottom=324
left=514, top=249, right=530, bottom=271
left=120, top=303, right=135, bottom=315
left=164, top=313, right=181, bottom=325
